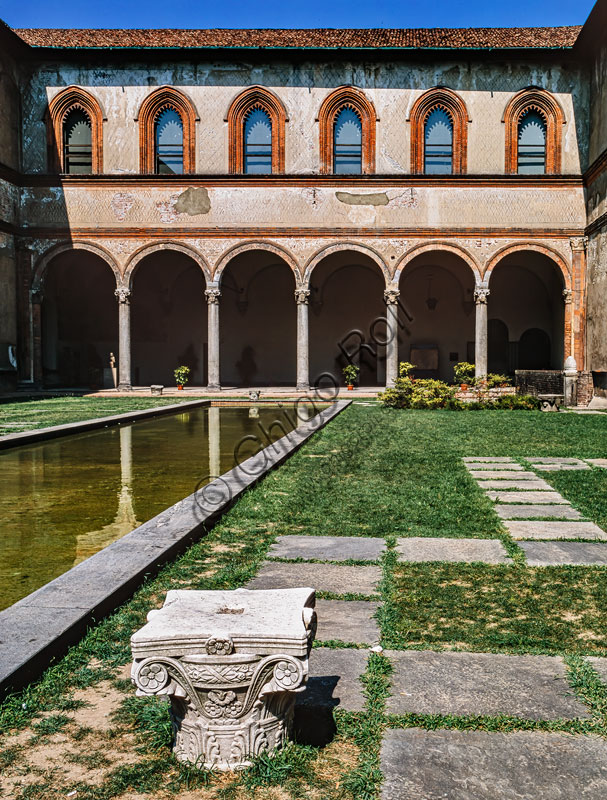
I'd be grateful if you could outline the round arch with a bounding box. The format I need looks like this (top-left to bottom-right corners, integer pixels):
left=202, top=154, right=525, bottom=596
left=32, top=241, right=121, bottom=292
left=485, top=242, right=571, bottom=289
left=303, top=242, right=390, bottom=286
left=124, top=242, right=211, bottom=288
left=214, top=241, right=300, bottom=284
left=394, top=242, right=481, bottom=285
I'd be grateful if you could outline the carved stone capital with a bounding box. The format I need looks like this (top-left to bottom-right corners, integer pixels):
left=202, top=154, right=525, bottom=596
left=562, top=288, right=573, bottom=304
left=115, top=287, right=131, bottom=304
left=205, top=288, right=221, bottom=305
left=384, top=288, right=400, bottom=305
left=30, top=286, right=44, bottom=305
left=569, top=237, right=587, bottom=253
left=294, top=288, right=310, bottom=304
left=474, top=286, right=490, bottom=304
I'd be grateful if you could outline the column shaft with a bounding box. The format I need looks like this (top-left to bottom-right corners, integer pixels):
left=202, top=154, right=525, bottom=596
left=116, top=288, right=132, bottom=391
left=295, top=289, right=310, bottom=391
left=206, top=287, right=221, bottom=391
left=474, top=286, right=489, bottom=378
left=385, top=293, right=399, bottom=387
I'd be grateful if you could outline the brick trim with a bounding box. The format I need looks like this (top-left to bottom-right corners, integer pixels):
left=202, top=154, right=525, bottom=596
left=503, top=88, right=564, bottom=175
left=136, top=87, right=198, bottom=174
left=46, top=86, right=105, bottom=174
left=409, top=87, right=469, bottom=175
left=226, top=86, right=287, bottom=174
left=317, top=86, right=377, bottom=175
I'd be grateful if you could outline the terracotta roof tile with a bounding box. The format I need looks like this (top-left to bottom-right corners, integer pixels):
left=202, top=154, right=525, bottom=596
left=13, top=26, right=581, bottom=50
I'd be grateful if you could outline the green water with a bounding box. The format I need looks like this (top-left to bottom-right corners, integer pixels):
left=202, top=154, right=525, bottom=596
left=0, top=404, right=313, bottom=610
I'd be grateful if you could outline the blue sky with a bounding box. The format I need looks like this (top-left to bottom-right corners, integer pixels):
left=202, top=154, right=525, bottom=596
left=0, top=0, right=596, bottom=30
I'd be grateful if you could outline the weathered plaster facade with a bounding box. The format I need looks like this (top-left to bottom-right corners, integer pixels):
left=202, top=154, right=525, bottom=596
left=0, top=7, right=606, bottom=392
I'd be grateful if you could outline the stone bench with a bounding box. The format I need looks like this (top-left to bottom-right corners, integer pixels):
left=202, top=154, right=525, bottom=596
left=131, top=587, right=316, bottom=770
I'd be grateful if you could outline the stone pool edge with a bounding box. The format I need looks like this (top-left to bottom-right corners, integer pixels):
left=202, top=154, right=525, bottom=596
left=0, top=399, right=350, bottom=698
left=0, top=398, right=213, bottom=450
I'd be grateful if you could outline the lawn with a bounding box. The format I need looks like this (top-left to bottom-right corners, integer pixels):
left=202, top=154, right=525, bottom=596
left=2, top=406, right=607, bottom=799
left=0, top=396, right=196, bottom=435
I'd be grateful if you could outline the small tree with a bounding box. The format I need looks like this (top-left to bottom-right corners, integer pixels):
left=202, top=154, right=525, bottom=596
left=453, top=361, right=475, bottom=386
left=343, top=364, right=360, bottom=386
left=174, top=365, right=191, bottom=387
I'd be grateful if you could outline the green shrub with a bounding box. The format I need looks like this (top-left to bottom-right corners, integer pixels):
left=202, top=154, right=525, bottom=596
left=453, top=361, right=475, bottom=385
left=410, top=379, right=456, bottom=409
left=484, top=373, right=512, bottom=389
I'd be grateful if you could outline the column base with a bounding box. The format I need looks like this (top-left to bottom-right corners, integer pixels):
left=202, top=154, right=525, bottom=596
left=118, top=383, right=133, bottom=392
left=296, top=383, right=310, bottom=392
left=206, top=383, right=221, bottom=392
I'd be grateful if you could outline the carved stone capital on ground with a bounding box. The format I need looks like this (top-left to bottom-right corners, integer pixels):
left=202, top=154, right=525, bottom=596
left=294, top=288, right=310, bottom=304
left=205, top=287, right=221, bottom=305
left=131, top=588, right=316, bottom=771
left=562, top=288, right=573, bottom=304
left=114, top=286, right=131, bottom=304
left=569, top=236, right=588, bottom=253
left=384, top=288, right=400, bottom=305
left=474, top=285, right=490, bottom=304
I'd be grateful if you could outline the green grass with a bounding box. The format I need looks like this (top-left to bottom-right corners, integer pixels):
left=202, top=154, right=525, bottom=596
left=0, top=396, right=195, bottom=435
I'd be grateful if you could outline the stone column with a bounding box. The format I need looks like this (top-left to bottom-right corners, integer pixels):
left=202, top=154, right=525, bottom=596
left=384, top=288, right=400, bottom=388
left=563, top=355, right=578, bottom=407
left=295, top=288, right=310, bottom=391
left=30, top=287, right=44, bottom=388
left=563, top=288, right=574, bottom=362
left=115, top=287, right=132, bottom=391
left=206, top=286, right=221, bottom=391
left=569, top=236, right=587, bottom=369
left=16, top=245, right=34, bottom=385
left=474, top=285, right=490, bottom=378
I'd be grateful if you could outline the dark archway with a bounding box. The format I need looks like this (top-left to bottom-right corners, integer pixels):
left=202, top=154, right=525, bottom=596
left=398, top=251, right=476, bottom=382
left=488, top=319, right=510, bottom=374
left=309, top=252, right=386, bottom=387
left=42, top=251, right=118, bottom=388
left=131, top=251, right=207, bottom=386
left=219, top=251, right=296, bottom=386
left=519, top=328, right=551, bottom=369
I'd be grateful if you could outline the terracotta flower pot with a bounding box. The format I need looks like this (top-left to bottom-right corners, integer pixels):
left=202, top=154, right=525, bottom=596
left=347, top=384, right=354, bottom=391
left=177, top=385, right=183, bottom=390
left=460, top=383, right=468, bottom=392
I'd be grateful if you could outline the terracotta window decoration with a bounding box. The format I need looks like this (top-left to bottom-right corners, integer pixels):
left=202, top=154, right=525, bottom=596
left=424, top=108, right=453, bottom=174
left=227, top=87, right=287, bottom=174
left=155, top=108, right=184, bottom=174
left=63, top=108, right=93, bottom=174
left=333, top=107, right=363, bottom=174
left=138, top=87, right=198, bottom=174
left=46, top=87, right=104, bottom=174
left=409, top=88, right=468, bottom=175
left=318, top=87, right=376, bottom=175
left=244, top=108, right=272, bottom=174
left=503, top=89, right=563, bottom=175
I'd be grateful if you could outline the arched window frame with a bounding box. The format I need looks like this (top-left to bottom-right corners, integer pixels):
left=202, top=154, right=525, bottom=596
left=137, top=87, right=198, bottom=174
left=226, top=86, right=287, bottom=174
left=317, top=87, right=377, bottom=175
left=409, top=88, right=469, bottom=175
left=46, top=86, right=105, bottom=174
left=503, top=88, right=565, bottom=175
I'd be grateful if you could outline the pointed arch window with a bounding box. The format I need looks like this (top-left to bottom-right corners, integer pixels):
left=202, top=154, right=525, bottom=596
left=155, top=107, right=184, bottom=174
left=409, top=88, right=469, bottom=175
left=424, top=108, right=453, bottom=174
left=503, top=89, right=564, bottom=175
left=244, top=108, right=273, bottom=174
left=63, top=108, right=93, bottom=174
left=318, top=87, right=376, bottom=175
left=333, top=107, right=362, bottom=174
left=46, top=87, right=104, bottom=173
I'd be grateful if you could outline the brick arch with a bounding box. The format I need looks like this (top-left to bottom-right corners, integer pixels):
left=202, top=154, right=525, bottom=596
left=124, top=241, right=211, bottom=288
left=226, top=86, right=288, bottom=174
left=46, top=86, right=105, bottom=173
left=408, top=87, right=469, bottom=175
left=503, top=88, right=565, bottom=175
left=32, top=241, right=121, bottom=294
left=484, top=242, right=571, bottom=289
left=214, top=241, right=300, bottom=284
left=394, top=242, right=481, bottom=285
left=136, top=87, right=199, bottom=174
left=317, top=87, right=377, bottom=175
left=303, top=242, right=390, bottom=286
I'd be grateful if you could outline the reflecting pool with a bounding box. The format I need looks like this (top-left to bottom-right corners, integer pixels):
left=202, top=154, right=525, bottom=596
left=0, top=403, right=315, bottom=610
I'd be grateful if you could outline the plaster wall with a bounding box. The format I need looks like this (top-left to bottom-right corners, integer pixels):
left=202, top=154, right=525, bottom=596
left=20, top=58, right=588, bottom=176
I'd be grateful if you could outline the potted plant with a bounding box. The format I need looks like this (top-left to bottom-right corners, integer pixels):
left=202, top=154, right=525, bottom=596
left=343, top=364, right=360, bottom=390
left=174, top=365, right=191, bottom=390
left=453, top=361, right=475, bottom=391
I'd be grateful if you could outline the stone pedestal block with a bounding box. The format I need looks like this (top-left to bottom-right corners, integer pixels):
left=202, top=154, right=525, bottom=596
left=131, top=587, right=316, bottom=771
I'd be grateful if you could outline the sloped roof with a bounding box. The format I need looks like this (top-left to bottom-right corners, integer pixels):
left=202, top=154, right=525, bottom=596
left=13, top=26, right=582, bottom=50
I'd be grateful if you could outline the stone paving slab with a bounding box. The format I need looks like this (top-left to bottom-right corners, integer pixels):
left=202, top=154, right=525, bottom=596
left=476, top=479, right=552, bottom=490
left=247, top=561, right=381, bottom=595
left=395, top=537, right=509, bottom=564
left=380, top=728, right=607, bottom=800
left=465, top=462, right=524, bottom=471
left=468, top=470, right=538, bottom=480
left=495, top=504, right=582, bottom=520
left=533, top=463, right=590, bottom=471
left=505, top=520, right=607, bottom=541
left=267, top=535, right=385, bottom=562
left=385, top=651, right=590, bottom=720
left=296, top=647, right=368, bottom=712
left=587, top=459, right=607, bottom=468
left=315, top=600, right=380, bottom=644
left=487, top=490, right=568, bottom=504
left=463, top=457, right=516, bottom=463
left=526, top=457, right=586, bottom=464
left=520, top=541, right=607, bottom=566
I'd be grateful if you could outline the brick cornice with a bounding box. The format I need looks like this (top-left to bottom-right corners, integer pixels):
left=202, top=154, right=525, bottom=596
left=584, top=148, right=607, bottom=187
